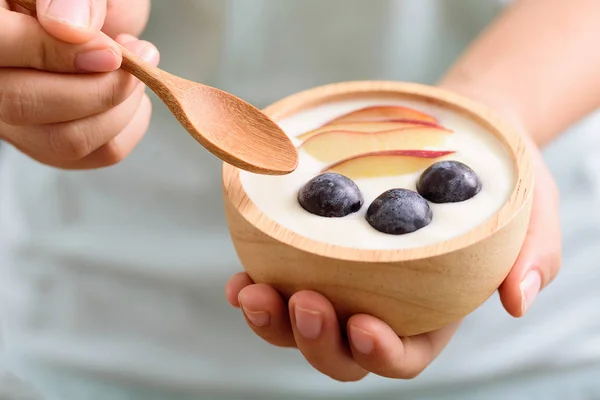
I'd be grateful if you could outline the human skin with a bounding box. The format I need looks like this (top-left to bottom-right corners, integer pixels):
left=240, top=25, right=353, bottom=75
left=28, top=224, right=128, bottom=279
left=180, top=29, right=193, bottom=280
left=0, top=0, right=156, bottom=169
left=0, top=0, right=594, bottom=387
left=226, top=0, right=599, bottom=382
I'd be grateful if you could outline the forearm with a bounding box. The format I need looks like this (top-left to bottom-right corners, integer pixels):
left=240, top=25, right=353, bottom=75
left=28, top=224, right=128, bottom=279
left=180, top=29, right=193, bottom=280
left=439, top=0, right=600, bottom=148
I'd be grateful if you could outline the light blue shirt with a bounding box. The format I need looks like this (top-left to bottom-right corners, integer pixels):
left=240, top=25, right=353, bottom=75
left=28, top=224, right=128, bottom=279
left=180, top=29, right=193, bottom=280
left=2, top=1, right=600, bottom=399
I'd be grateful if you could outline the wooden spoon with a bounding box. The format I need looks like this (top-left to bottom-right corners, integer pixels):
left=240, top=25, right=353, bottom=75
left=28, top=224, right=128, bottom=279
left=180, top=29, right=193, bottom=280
left=12, top=0, right=298, bottom=175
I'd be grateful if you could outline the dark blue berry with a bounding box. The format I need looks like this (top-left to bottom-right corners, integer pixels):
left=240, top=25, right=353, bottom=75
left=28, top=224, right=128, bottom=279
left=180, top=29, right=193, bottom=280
left=416, top=160, right=482, bottom=203
left=366, top=189, right=432, bottom=235
left=298, top=173, right=363, bottom=217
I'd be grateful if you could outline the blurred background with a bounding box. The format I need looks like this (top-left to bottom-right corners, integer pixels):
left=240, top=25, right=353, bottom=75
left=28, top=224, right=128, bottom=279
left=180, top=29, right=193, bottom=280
left=1, top=1, right=600, bottom=399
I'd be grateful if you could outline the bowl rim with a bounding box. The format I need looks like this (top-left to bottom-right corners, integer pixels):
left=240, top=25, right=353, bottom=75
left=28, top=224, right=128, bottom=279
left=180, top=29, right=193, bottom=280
left=222, top=80, right=534, bottom=262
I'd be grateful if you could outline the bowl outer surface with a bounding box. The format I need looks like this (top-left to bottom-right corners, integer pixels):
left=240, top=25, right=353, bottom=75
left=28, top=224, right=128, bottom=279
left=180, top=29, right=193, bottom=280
left=222, top=81, right=534, bottom=335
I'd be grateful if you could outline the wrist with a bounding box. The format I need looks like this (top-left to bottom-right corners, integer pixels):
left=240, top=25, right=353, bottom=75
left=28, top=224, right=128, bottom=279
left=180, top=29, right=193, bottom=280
left=436, top=77, right=532, bottom=146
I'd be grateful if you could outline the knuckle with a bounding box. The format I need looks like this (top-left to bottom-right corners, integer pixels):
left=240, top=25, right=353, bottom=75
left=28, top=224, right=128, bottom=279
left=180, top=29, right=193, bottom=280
left=309, top=360, right=359, bottom=382
left=0, top=83, right=35, bottom=125
left=541, top=248, right=562, bottom=288
left=249, top=323, right=293, bottom=348
left=396, top=367, right=423, bottom=380
left=303, top=354, right=366, bottom=382
left=38, top=37, right=52, bottom=71
left=328, top=372, right=364, bottom=383
left=98, top=72, right=131, bottom=110
left=9, top=15, right=72, bottom=72
left=45, top=123, right=94, bottom=161
left=385, top=360, right=425, bottom=380
left=96, top=141, right=128, bottom=167
left=27, top=21, right=58, bottom=71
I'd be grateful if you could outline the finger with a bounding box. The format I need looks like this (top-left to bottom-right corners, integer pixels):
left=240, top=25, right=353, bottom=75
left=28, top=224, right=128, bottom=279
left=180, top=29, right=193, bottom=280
left=1, top=80, right=146, bottom=163
left=0, top=8, right=120, bottom=72
left=0, top=38, right=157, bottom=126
left=237, top=284, right=296, bottom=348
left=11, top=0, right=150, bottom=40
left=499, top=157, right=562, bottom=317
left=103, top=0, right=151, bottom=38
left=347, top=315, right=460, bottom=379
left=225, top=272, right=254, bottom=308
left=289, top=291, right=367, bottom=382
left=52, top=92, right=152, bottom=169
left=36, top=0, right=108, bottom=44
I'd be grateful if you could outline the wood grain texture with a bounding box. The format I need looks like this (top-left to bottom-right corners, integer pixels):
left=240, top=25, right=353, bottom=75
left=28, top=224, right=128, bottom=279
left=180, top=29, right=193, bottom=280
left=9, top=0, right=35, bottom=11
left=118, top=47, right=298, bottom=175
left=223, top=81, right=534, bottom=336
left=11, top=0, right=299, bottom=176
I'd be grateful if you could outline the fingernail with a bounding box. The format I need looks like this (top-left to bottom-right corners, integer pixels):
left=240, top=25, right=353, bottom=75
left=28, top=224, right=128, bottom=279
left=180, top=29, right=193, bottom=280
left=115, top=34, right=139, bottom=45
left=137, top=43, right=159, bottom=64
left=520, top=269, right=542, bottom=315
left=294, top=307, right=322, bottom=339
left=75, top=48, right=120, bottom=72
left=349, top=325, right=374, bottom=354
left=46, top=0, right=91, bottom=28
left=242, top=306, right=270, bottom=327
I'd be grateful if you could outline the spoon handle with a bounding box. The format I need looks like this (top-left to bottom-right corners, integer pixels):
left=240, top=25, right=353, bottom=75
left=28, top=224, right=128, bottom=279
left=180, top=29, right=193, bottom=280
left=10, top=0, right=185, bottom=98
left=117, top=43, right=189, bottom=98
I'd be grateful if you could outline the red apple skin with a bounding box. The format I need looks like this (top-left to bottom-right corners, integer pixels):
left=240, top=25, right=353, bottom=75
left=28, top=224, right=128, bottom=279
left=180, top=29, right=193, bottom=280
left=322, top=149, right=456, bottom=173
left=301, top=126, right=453, bottom=144
left=323, top=105, right=439, bottom=125
left=296, top=120, right=445, bottom=141
left=318, top=119, right=446, bottom=130
left=320, top=150, right=456, bottom=179
left=379, top=119, right=446, bottom=129
left=299, top=127, right=454, bottom=163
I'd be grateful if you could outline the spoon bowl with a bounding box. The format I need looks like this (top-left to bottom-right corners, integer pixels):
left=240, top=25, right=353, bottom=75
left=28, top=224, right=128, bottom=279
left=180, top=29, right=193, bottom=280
left=119, top=50, right=299, bottom=175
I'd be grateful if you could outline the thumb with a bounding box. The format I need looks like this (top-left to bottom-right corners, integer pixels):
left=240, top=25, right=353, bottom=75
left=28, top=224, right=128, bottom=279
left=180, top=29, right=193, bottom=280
left=1, top=8, right=120, bottom=73
left=35, top=0, right=106, bottom=44
left=498, top=152, right=562, bottom=318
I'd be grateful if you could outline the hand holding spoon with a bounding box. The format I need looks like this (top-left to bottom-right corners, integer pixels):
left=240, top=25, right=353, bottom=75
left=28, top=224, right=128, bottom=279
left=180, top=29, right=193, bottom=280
left=11, top=0, right=298, bottom=175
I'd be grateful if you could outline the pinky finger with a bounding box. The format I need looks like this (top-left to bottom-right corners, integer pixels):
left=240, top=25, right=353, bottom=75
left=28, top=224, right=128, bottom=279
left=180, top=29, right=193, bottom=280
left=56, top=93, right=152, bottom=169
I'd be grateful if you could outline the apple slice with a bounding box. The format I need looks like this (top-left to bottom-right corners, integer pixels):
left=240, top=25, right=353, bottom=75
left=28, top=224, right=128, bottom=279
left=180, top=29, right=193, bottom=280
left=300, top=127, right=453, bottom=163
left=296, top=121, right=439, bottom=141
left=324, top=106, right=439, bottom=125
left=322, top=150, right=455, bottom=180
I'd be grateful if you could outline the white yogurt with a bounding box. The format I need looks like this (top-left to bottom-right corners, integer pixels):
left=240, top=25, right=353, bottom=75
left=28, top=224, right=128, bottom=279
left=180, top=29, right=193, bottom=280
left=240, top=97, right=515, bottom=250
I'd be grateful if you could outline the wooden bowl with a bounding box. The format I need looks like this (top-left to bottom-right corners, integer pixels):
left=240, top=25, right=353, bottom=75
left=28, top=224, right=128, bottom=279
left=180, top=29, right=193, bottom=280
left=222, top=81, right=533, bottom=336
